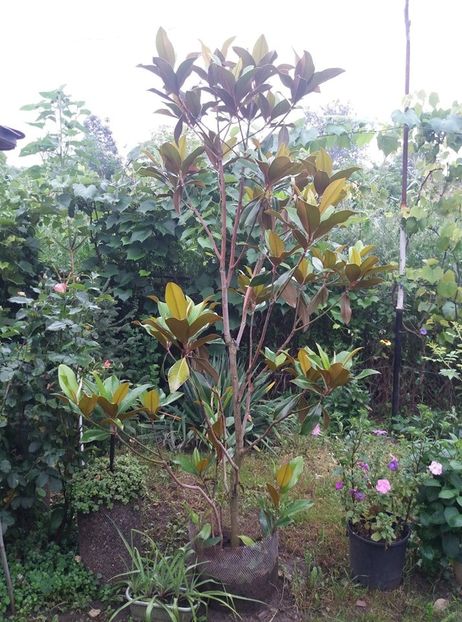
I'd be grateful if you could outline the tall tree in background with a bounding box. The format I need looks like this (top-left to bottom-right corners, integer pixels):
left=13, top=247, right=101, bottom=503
left=82, top=115, right=121, bottom=179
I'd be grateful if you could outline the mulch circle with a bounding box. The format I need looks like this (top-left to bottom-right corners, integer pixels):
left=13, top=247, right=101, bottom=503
left=77, top=501, right=142, bottom=582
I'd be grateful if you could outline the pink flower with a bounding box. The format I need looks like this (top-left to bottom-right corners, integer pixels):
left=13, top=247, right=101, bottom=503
left=335, top=481, right=344, bottom=490
left=103, top=360, right=112, bottom=369
left=53, top=282, right=67, bottom=294
left=376, top=479, right=392, bottom=494
left=311, top=423, right=321, bottom=437
left=357, top=461, right=369, bottom=472
left=372, top=429, right=387, bottom=436
left=428, top=461, right=443, bottom=476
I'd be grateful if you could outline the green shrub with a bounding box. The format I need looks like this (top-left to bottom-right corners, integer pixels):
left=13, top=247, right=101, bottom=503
left=70, top=454, right=147, bottom=514
left=417, top=438, right=462, bottom=572
left=0, top=544, right=100, bottom=620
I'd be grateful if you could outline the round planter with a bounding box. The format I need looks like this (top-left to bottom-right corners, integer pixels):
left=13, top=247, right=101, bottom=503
left=126, top=587, right=196, bottom=622
left=453, top=560, right=462, bottom=586
left=77, top=501, right=142, bottom=581
left=192, top=529, right=278, bottom=609
left=347, top=521, right=410, bottom=590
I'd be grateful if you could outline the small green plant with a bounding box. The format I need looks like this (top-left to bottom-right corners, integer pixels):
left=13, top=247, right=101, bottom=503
left=58, top=364, right=154, bottom=471
left=333, top=417, right=427, bottom=544
left=110, top=531, right=239, bottom=621
left=417, top=438, right=462, bottom=569
left=0, top=543, right=100, bottom=621
left=259, top=456, right=313, bottom=536
left=70, top=455, right=147, bottom=514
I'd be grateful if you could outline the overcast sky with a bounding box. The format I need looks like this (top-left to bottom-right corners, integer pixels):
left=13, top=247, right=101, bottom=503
left=2, top=0, right=460, bottom=164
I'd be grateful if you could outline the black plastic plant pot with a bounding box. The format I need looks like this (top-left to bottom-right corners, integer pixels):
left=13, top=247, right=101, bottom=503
left=347, top=521, right=410, bottom=590
left=0, top=126, right=25, bottom=151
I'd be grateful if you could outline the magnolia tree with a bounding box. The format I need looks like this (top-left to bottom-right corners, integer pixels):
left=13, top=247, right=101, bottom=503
left=59, top=30, right=391, bottom=548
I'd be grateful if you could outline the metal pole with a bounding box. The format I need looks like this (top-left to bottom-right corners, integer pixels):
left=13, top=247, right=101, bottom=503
left=391, top=0, right=411, bottom=419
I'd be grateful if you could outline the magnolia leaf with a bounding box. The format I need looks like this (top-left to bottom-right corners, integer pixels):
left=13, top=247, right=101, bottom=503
left=315, top=148, right=332, bottom=175
left=58, top=364, right=79, bottom=402
left=319, top=179, right=346, bottom=213
left=97, top=397, right=119, bottom=419
left=156, top=27, right=176, bottom=67
left=113, top=383, right=130, bottom=405
left=142, top=389, right=160, bottom=417
left=266, top=483, right=280, bottom=508
left=355, top=369, right=380, bottom=381
left=196, top=457, right=210, bottom=474
left=298, top=349, right=312, bottom=375
left=78, top=394, right=98, bottom=417
left=168, top=358, right=190, bottom=393
left=81, top=428, right=111, bottom=443
left=276, top=463, right=293, bottom=490
left=165, top=282, right=188, bottom=320
left=252, top=34, right=269, bottom=64
left=173, top=455, right=197, bottom=476
left=239, top=534, right=256, bottom=546
left=340, top=291, right=352, bottom=325
left=266, top=230, right=285, bottom=258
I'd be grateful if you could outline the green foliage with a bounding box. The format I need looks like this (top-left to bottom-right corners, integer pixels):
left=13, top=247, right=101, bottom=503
left=70, top=455, right=147, bottom=514
left=0, top=277, right=112, bottom=529
left=417, top=438, right=462, bottom=569
left=82, top=114, right=121, bottom=179
left=0, top=156, right=42, bottom=302
left=259, top=456, right=313, bottom=536
left=110, top=532, right=238, bottom=621
left=0, top=544, right=99, bottom=620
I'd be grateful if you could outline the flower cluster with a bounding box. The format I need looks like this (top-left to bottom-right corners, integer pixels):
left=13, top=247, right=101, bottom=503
left=333, top=418, right=427, bottom=544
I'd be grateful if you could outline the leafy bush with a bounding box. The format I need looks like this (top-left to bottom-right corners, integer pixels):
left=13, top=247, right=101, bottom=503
left=392, top=404, right=460, bottom=441
left=70, top=455, right=147, bottom=514
left=417, top=438, right=462, bottom=570
left=0, top=544, right=100, bottom=620
left=0, top=277, right=124, bottom=530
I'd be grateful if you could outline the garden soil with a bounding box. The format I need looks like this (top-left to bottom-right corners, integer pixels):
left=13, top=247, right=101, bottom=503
left=77, top=501, right=142, bottom=581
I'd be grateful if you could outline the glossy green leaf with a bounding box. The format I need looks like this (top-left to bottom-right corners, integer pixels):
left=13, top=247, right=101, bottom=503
left=168, top=358, right=190, bottom=393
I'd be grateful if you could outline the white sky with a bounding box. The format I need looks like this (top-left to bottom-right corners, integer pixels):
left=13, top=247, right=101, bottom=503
left=2, top=0, right=460, bottom=164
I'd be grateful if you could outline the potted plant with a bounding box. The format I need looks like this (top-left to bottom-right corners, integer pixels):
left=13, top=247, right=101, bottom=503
left=58, top=30, right=391, bottom=599
left=333, top=417, right=425, bottom=590
left=110, top=532, right=239, bottom=622
left=417, top=438, right=462, bottom=585
left=187, top=454, right=312, bottom=602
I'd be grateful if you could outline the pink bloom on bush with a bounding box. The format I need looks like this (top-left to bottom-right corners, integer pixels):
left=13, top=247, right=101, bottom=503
left=428, top=461, right=443, bottom=476
left=311, top=423, right=321, bottom=437
left=103, top=360, right=112, bottom=369
left=357, top=461, right=369, bottom=472
left=376, top=479, right=392, bottom=494
left=53, top=282, right=67, bottom=294
left=372, top=429, right=387, bottom=436
left=335, top=481, right=344, bottom=490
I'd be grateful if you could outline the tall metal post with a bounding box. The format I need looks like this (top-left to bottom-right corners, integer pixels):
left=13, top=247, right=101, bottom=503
left=391, top=0, right=411, bottom=419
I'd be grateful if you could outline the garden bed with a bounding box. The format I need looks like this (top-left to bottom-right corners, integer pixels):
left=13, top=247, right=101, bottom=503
left=42, top=438, right=461, bottom=622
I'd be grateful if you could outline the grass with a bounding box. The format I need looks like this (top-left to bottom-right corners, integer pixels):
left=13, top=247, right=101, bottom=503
left=140, top=435, right=462, bottom=622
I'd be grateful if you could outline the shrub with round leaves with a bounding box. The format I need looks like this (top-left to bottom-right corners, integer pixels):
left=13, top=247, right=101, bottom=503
left=70, top=454, right=147, bottom=514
